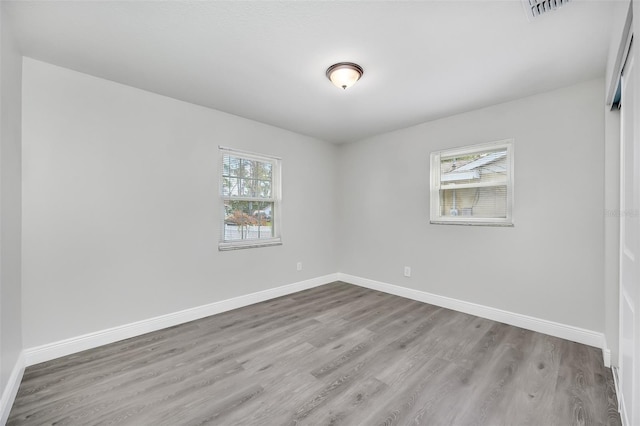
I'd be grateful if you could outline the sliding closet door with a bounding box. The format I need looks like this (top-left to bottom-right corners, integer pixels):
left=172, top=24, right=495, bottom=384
left=620, top=37, right=639, bottom=426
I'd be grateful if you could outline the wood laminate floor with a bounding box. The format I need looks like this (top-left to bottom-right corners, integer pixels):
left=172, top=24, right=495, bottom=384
left=8, top=282, right=621, bottom=425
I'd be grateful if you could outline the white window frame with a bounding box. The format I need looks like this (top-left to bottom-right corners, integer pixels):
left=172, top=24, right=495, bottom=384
left=430, top=139, right=514, bottom=226
left=219, top=146, right=282, bottom=250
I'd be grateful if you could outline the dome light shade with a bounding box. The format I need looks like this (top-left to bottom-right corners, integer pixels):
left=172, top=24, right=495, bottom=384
left=326, top=62, right=363, bottom=90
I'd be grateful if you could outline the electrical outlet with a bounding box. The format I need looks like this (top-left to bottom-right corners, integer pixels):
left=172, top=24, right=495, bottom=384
left=404, top=266, right=411, bottom=277
left=297, top=262, right=303, bottom=271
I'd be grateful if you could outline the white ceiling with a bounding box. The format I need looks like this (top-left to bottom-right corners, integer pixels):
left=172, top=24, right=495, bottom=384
left=4, top=0, right=616, bottom=143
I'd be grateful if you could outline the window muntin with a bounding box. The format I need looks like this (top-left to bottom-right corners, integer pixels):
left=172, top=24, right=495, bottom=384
left=430, top=140, right=514, bottom=226
left=219, top=147, right=281, bottom=250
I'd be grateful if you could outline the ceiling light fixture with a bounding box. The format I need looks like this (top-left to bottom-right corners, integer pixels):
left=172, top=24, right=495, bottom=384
left=326, top=62, right=363, bottom=90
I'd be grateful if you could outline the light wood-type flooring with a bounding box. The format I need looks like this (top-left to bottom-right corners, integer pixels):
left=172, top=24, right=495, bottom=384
left=8, top=282, right=621, bottom=425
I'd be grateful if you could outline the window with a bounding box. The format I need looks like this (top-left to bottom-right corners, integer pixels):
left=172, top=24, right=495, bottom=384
left=219, top=147, right=281, bottom=250
left=430, top=139, right=514, bottom=226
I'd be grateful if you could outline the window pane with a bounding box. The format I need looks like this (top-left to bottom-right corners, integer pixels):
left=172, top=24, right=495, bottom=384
left=440, top=149, right=507, bottom=186
left=439, top=185, right=507, bottom=218
left=239, top=178, right=272, bottom=198
left=222, top=154, right=273, bottom=199
left=223, top=155, right=241, bottom=177
left=222, top=177, right=238, bottom=197
left=224, top=200, right=274, bottom=241
left=431, top=140, right=513, bottom=225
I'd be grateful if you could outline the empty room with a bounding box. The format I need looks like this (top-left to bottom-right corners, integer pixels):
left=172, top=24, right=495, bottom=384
left=0, top=0, right=638, bottom=425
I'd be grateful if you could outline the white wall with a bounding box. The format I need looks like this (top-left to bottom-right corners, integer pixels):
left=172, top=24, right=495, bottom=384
left=22, top=58, right=338, bottom=348
left=338, top=79, right=605, bottom=333
left=0, top=1, right=24, bottom=413
left=19, top=59, right=614, bottom=357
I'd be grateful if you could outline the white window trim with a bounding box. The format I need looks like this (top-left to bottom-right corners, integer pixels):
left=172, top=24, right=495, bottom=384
left=219, top=146, right=282, bottom=250
left=430, top=139, right=514, bottom=226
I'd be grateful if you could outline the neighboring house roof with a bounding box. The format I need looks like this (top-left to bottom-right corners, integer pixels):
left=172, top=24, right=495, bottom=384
left=454, top=151, right=506, bottom=171
left=442, top=151, right=506, bottom=183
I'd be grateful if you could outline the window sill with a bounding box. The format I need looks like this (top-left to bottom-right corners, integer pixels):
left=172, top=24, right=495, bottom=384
left=218, top=238, right=282, bottom=251
left=430, top=220, right=514, bottom=227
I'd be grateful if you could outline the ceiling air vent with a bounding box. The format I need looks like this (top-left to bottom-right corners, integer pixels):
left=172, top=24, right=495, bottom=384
left=522, top=0, right=570, bottom=19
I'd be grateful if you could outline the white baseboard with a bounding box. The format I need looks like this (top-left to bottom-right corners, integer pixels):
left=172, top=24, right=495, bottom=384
left=24, top=273, right=338, bottom=366
left=1, top=351, right=25, bottom=425
left=23, top=272, right=611, bottom=369
left=601, top=336, right=612, bottom=368
left=337, top=273, right=607, bottom=355
left=603, top=348, right=612, bottom=368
